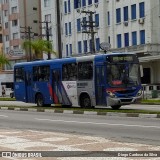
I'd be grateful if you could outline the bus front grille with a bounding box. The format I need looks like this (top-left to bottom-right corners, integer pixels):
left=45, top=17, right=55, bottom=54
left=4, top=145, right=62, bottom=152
left=120, top=99, right=133, bottom=103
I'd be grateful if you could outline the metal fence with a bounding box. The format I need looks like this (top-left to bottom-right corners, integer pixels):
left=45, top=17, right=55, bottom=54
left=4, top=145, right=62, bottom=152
left=142, top=84, right=160, bottom=99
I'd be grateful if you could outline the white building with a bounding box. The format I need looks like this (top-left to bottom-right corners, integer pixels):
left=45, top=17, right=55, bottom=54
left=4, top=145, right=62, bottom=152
left=107, top=0, right=160, bottom=85
left=57, top=0, right=160, bottom=85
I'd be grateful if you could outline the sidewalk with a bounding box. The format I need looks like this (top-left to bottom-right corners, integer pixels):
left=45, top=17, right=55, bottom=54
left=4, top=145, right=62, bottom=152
left=0, top=129, right=160, bottom=160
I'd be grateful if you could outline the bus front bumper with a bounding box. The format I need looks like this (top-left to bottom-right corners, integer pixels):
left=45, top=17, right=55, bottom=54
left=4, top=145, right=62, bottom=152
left=107, top=95, right=142, bottom=106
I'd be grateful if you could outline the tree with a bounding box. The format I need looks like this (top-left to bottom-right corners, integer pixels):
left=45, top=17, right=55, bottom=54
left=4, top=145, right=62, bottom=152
left=22, top=39, right=57, bottom=60
left=0, top=54, right=10, bottom=65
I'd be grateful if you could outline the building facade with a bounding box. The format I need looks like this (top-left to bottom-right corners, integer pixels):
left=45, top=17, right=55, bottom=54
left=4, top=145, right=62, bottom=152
left=0, top=0, right=41, bottom=96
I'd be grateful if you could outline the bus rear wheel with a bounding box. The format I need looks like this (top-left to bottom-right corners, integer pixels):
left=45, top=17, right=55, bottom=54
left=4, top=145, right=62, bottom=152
left=111, top=105, right=121, bottom=110
left=80, top=94, right=92, bottom=108
left=36, top=94, right=44, bottom=107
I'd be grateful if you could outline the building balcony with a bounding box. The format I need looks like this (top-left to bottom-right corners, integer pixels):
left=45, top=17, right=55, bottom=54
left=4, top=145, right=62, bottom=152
left=3, top=28, right=9, bottom=35
left=2, top=3, right=9, bottom=10
left=10, top=39, right=21, bottom=46
left=111, top=43, right=160, bottom=57
left=9, top=13, right=20, bottom=20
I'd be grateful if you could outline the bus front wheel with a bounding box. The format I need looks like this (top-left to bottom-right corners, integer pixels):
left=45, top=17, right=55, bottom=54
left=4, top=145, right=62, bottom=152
left=36, top=94, right=44, bottom=107
left=111, top=105, right=121, bottom=110
left=80, top=94, right=92, bottom=108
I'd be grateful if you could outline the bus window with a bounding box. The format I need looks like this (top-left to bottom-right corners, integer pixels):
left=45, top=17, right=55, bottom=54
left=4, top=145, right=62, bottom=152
left=33, top=66, right=50, bottom=82
left=62, top=63, right=77, bottom=81
left=15, top=67, right=24, bottom=82
left=78, top=61, right=93, bottom=80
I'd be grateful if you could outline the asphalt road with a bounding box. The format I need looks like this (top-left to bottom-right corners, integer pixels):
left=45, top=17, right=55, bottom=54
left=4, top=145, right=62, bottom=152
left=0, top=110, right=160, bottom=146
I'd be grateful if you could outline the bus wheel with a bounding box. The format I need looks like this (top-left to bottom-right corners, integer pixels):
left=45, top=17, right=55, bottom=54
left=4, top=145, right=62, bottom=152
left=36, top=94, right=44, bottom=107
left=80, top=94, right=91, bottom=108
left=111, top=105, right=121, bottom=110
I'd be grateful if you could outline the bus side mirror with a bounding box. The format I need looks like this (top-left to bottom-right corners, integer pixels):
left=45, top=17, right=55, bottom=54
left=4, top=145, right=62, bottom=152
left=140, top=65, right=143, bottom=77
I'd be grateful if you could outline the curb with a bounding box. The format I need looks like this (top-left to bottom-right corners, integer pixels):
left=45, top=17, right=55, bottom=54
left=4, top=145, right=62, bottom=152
left=0, top=107, right=160, bottom=119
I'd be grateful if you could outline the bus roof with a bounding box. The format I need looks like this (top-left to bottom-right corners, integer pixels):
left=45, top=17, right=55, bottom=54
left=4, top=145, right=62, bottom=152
left=14, top=52, right=136, bottom=67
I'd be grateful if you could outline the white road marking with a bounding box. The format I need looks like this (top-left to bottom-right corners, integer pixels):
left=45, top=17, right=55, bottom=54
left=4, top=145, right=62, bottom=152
left=0, top=115, right=8, bottom=118
left=35, top=118, right=160, bottom=129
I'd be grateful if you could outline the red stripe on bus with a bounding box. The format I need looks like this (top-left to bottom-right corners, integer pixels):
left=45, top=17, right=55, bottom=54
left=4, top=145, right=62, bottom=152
left=48, top=84, right=59, bottom=104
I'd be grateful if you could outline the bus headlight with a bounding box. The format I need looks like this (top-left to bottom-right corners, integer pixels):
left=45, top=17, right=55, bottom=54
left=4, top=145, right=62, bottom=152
left=137, top=89, right=142, bottom=96
left=107, top=91, right=116, bottom=98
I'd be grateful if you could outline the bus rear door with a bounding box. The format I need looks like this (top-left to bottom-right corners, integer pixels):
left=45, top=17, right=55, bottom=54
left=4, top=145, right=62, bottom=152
left=52, top=69, right=71, bottom=106
left=25, top=70, right=33, bottom=102
left=95, top=65, right=106, bottom=105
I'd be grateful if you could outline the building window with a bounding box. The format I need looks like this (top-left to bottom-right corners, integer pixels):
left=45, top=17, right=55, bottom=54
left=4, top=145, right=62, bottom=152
left=11, top=6, right=17, bottom=14
left=131, top=4, right=136, bottom=20
left=140, top=30, right=145, bottom=44
left=82, top=17, right=87, bottom=30
left=95, top=14, right=99, bottom=27
left=5, top=22, right=8, bottom=28
left=69, top=22, right=72, bottom=35
left=45, top=14, right=51, bottom=22
left=116, top=8, right=121, bottom=23
left=12, top=20, right=18, bottom=26
left=108, top=36, right=110, bottom=44
left=132, top=31, right=137, bottom=45
left=96, top=38, right=100, bottom=51
left=74, top=0, right=81, bottom=9
left=0, top=34, right=2, bottom=43
left=107, top=11, right=110, bottom=25
left=83, top=40, right=87, bottom=53
left=77, top=18, right=81, bottom=32
left=13, top=33, right=18, bottom=39
left=124, top=33, right=129, bottom=47
left=139, top=2, right=145, bottom=18
left=88, top=0, right=92, bottom=5
left=78, top=41, right=82, bottom=54
left=117, top=34, right=121, bottom=48
left=4, top=10, right=8, bottom=16
left=65, top=23, right=68, bottom=36
left=123, top=6, right=128, bottom=21
left=64, top=1, right=67, bottom=13
left=68, top=0, right=71, bottom=12
left=6, top=35, right=9, bottom=41
left=44, top=0, right=50, bottom=7
left=66, top=44, right=69, bottom=57
left=82, top=0, right=86, bottom=7
left=70, top=44, right=72, bottom=55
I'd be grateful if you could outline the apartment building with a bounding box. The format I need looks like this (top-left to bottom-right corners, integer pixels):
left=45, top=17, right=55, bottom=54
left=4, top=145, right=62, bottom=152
left=0, top=0, right=41, bottom=96
left=58, top=0, right=160, bottom=84
left=107, top=0, right=160, bottom=84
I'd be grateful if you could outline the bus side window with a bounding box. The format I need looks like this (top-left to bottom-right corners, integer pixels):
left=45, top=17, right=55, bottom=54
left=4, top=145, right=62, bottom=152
left=62, top=63, right=77, bottom=81
left=78, top=61, right=93, bottom=80
left=15, top=67, right=24, bottom=82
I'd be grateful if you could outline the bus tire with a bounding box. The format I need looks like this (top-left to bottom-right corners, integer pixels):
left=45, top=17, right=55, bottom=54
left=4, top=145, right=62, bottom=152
left=80, top=94, right=92, bottom=108
left=111, top=105, right=121, bottom=110
left=36, top=94, right=44, bottom=107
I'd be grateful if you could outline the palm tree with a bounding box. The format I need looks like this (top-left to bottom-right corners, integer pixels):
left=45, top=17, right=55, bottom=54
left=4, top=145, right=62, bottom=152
left=0, top=54, right=10, bottom=66
left=22, top=39, right=57, bottom=60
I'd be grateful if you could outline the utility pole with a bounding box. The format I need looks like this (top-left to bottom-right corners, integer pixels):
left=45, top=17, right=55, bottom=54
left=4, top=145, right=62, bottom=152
left=20, top=26, right=34, bottom=61
left=81, top=10, right=97, bottom=54
left=40, top=21, right=52, bottom=60
left=56, top=0, right=62, bottom=58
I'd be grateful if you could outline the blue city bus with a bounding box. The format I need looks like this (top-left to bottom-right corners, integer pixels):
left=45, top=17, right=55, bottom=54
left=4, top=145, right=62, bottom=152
left=14, top=53, right=142, bottom=109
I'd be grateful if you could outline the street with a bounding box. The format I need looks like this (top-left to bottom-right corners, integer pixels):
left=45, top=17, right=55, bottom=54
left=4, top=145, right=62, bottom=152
left=0, top=109, right=160, bottom=146
left=0, top=102, right=160, bottom=159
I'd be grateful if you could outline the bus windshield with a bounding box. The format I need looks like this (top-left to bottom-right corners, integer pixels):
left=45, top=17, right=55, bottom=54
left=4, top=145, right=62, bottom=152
left=107, top=63, right=140, bottom=87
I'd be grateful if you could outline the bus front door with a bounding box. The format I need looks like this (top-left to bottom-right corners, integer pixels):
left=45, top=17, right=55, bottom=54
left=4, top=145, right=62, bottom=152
left=95, top=66, right=106, bottom=105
